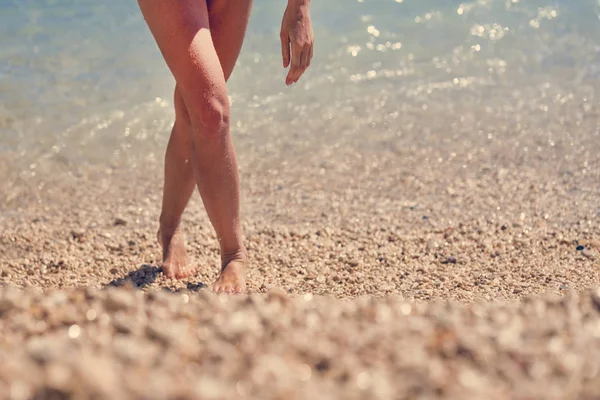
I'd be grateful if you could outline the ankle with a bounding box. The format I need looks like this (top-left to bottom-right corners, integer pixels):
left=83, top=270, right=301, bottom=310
left=221, top=246, right=247, bottom=267
left=159, top=215, right=181, bottom=234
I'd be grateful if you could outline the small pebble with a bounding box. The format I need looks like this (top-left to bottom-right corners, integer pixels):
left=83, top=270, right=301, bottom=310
left=86, top=309, right=97, bottom=321
left=427, top=239, right=440, bottom=251
left=68, top=324, right=81, bottom=339
left=582, top=249, right=595, bottom=260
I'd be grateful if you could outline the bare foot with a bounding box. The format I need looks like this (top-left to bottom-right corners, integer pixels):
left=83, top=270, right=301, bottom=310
left=211, top=251, right=248, bottom=294
left=157, top=226, right=196, bottom=279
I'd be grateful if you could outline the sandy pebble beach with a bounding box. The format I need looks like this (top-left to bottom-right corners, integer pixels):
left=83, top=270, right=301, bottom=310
left=1, top=155, right=599, bottom=399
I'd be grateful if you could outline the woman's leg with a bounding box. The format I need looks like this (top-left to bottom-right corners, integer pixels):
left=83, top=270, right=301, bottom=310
left=156, top=0, right=253, bottom=281
left=138, top=0, right=253, bottom=293
left=157, top=84, right=196, bottom=280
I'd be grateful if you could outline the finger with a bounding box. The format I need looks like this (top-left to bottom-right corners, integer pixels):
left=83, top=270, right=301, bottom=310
left=280, top=33, right=290, bottom=68
left=303, top=43, right=313, bottom=68
left=286, top=65, right=298, bottom=85
left=294, top=50, right=310, bottom=83
left=286, top=45, right=303, bottom=85
left=300, top=49, right=308, bottom=69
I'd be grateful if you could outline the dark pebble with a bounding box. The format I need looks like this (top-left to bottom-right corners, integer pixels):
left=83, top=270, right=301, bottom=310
left=443, top=256, right=457, bottom=264
left=576, top=245, right=584, bottom=251
left=592, top=289, right=600, bottom=312
left=71, top=229, right=85, bottom=239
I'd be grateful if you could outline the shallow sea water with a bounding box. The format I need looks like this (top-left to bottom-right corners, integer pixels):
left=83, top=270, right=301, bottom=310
left=0, top=0, right=599, bottom=223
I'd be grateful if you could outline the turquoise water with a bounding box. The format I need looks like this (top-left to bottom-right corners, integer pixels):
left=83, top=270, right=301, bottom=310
left=0, top=0, right=599, bottom=206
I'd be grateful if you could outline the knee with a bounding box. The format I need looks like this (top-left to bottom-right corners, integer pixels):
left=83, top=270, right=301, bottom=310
left=174, top=86, right=191, bottom=127
left=189, top=92, right=230, bottom=141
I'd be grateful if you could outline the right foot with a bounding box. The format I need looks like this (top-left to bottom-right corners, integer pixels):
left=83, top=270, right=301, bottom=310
left=157, top=226, right=196, bottom=279
left=211, top=249, right=248, bottom=294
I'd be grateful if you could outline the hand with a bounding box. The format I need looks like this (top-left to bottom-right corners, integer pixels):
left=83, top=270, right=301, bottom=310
left=280, top=0, right=314, bottom=86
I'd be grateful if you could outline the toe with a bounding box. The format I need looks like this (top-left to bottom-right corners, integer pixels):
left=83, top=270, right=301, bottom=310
left=212, top=282, right=226, bottom=294
left=176, top=269, right=188, bottom=279
left=213, top=282, right=233, bottom=294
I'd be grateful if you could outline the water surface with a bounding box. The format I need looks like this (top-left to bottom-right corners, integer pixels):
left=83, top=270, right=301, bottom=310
left=1, top=0, right=599, bottom=216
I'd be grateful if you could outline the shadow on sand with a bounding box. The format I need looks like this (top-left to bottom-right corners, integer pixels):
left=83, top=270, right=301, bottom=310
left=106, top=264, right=207, bottom=292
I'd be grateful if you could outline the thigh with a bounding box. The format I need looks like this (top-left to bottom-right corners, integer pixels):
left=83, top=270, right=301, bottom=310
left=207, top=0, right=253, bottom=81
left=138, top=0, right=252, bottom=83
left=140, top=0, right=252, bottom=123
left=138, top=0, right=225, bottom=110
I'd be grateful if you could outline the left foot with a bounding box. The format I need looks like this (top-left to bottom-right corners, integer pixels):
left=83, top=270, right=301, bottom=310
left=211, top=250, right=248, bottom=294
left=157, top=226, right=196, bottom=279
